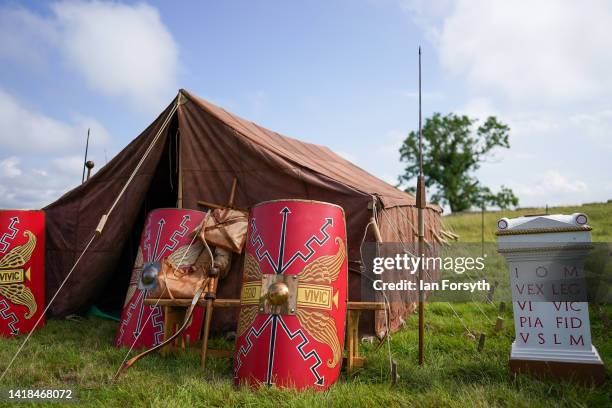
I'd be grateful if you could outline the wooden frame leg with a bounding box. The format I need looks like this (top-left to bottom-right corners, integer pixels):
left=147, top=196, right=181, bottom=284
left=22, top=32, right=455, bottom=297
left=161, top=306, right=184, bottom=356
left=353, top=311, right=360, bottom=361
left=347, top=310, right=360, bottom=375
left=200, top=299, right=214, bottom=368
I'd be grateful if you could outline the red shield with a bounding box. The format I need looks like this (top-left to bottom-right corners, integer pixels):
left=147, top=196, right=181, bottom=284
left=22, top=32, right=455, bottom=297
left=115, top=208, right=206, bottom=348
left=0, top=210, right=45, bottom=337
left=234, top=200, right=347, bottom=390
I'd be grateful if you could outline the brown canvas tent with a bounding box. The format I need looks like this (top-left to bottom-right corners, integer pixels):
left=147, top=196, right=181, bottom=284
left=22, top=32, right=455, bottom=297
left=44, top=89, right=442, bottom=334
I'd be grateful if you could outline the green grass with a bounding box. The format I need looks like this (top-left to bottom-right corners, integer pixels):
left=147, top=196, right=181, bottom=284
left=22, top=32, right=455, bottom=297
left=442, top=202, right=612, bottom=242
left=0, top=302, right=610, bottom=407
left=1, top=202, right=610, bottom=407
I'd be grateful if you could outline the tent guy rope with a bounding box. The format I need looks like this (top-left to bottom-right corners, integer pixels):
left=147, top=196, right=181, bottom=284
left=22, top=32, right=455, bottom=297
left=0, top=96, right=180, bottom=383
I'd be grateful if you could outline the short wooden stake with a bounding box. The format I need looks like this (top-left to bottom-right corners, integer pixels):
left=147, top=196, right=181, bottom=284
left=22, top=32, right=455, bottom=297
left=391, top=359, right=399, bottom=385
left=495, top=316, right=504, bottom=332
left=477, top=333, right=486, bottom=352
left=499, top=301, right=506, bottom=313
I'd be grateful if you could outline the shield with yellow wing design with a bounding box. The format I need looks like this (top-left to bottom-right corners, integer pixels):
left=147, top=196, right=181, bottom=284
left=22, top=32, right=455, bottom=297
left=234, top=200, right=347, bottom=390
left=0, top=210, right=45, bottom=337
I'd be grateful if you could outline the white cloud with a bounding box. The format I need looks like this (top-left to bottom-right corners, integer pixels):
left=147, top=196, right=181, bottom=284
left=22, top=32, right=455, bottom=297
left=0, top=0, right=178, bottom=208
left=436, top=0, right=612, bottom=105
left=0, top=157, right=22, bottom=177
left=400, top=0, right=455, bottom=42
left=0, top=88, right=111, bottom=154
left=52, top=1, right=178, bottom=112
left=512, top=170, right=588, bottom=197
left=455, top=97, right=497, bottom=119
left=0, top=154, right=84, bottom=209
left=0, top=1, right=178, bottom=112
left=51, top=155, right=85, bottom=175
left=0, top=87, right=112, bottom=208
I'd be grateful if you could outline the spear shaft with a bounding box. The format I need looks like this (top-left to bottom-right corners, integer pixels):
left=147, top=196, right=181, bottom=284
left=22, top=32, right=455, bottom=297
left=81, top=128, right=90, bottom=184
left=416, top=46, right=426, bottom=366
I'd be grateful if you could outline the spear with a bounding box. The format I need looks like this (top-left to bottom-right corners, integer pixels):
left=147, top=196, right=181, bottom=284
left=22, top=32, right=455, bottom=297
left=416, top=46, right=426, bottom=366
left=81, top=128, right=90, bottom=184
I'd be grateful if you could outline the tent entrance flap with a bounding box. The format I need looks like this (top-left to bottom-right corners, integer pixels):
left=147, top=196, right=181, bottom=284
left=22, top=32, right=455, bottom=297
left=94, top=121, right=181, bottom=313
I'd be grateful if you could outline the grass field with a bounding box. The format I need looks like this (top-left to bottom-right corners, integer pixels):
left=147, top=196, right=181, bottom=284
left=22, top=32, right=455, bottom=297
left=443, top=202, right=612, bottom=242
left=0, top=202, right=610, bottom=407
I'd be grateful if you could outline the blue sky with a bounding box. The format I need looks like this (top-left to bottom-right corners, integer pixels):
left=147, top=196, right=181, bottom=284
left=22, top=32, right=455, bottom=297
left=1, top=0, right=611, bottom=210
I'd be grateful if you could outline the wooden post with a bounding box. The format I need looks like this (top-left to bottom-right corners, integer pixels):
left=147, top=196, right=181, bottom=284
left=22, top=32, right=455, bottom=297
left=416, top=46, right=426, bottom=367
left=391, top=359, right=399, bottom=385
left=347, top=310, right=360, bottom=375
left=495, top=316, right=504, bottom=332
left=228, top=178, right=238, bottom=208
left=200, top=278, right=216, bottom=368
left=499, top=301, right=506, bottom=313
left=161, top=307, right=182, bottom=356
left=199, top=177, right=238, bottom=369
left=477, top=333, right=486, bottom=352
left=417, top=175, right=425, bottom=366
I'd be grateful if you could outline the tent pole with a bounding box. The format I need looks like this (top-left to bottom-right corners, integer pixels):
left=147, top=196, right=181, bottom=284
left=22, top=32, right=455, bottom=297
left=176, top=147, right=183, bottom=208
left=416, top=46, right=426, bottom=367
left=81, top=128, right=90, bottom=184
left=177, top=132, right=183, bottom=209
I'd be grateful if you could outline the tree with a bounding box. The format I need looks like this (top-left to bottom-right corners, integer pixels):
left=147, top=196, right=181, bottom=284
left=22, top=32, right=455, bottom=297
left=398, top=113, right=519, bottom=212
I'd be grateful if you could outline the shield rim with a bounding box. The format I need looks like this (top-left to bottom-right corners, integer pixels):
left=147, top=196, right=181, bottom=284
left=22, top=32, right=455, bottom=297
left=238, top=198, right=349, bottom=387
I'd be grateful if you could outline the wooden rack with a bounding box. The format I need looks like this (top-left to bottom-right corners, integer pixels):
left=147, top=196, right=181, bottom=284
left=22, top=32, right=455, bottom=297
left=144, top=298, right=385, bottom=375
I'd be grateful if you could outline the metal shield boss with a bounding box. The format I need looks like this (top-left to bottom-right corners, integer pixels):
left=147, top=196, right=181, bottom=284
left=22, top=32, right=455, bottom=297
left=234, top=200, right=347, bottom=390
left=115, top=208, right=206, bottom=348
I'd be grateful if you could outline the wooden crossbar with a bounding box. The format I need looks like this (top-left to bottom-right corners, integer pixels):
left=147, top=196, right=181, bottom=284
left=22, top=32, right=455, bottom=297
left=144, top=298, right=384, bottom=374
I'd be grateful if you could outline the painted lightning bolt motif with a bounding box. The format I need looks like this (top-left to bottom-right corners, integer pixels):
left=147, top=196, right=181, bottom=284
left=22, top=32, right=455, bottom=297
left=249, top=209, right=332, bottom=274
left=150, top=305, right=164, bottom=345
left=151, top=219, right=165, bottom=262
left=279, top=217, right=332, bottom=273
left=118, top=290, right=144, bottom=344
left=249, top=219, right=279, bottom=272
left=133, top=291, right=147, bottom=338
left=234, top=314, right=274, bottom=374
left=0, top=299, right=19, bottom=335
left=277, top=315, right=324, bottom=386
left=155, top=215, right=189, bottom=261
left=0, top=217, right=19, bottom=253
left=235, top=200, right=347, bottom=390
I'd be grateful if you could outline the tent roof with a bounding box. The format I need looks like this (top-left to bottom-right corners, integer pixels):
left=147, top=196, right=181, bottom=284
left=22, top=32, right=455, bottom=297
left=181, top=89, right=439, bottom=211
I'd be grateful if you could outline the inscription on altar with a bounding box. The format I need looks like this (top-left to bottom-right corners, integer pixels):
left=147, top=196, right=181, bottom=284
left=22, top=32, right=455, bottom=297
left=509, top=260, right=591, bottom=350
left=497, top=213, right=604, bottom=383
